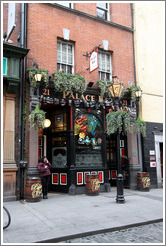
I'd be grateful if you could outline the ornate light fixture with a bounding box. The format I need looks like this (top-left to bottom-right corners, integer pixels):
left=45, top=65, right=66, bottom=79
left=34, top=72, right=42, bottom=82
left=108, top=80, right=124, bottom=98
left=43, top=119, right=51, bottom=128
left=135, top=88, right=142, bottom=98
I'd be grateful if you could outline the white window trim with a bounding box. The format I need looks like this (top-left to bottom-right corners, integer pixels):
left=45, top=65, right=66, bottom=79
left=57, top=40, right=74, bottom=74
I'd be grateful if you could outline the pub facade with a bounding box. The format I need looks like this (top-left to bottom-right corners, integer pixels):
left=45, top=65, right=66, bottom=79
left=3, top=2, right=143, bottom=199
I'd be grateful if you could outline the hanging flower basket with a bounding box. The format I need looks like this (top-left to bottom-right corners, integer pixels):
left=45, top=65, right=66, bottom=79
left=106, top=110, right=131, bottom=135
left=27, top=68, right=49, bottom=88
left=29, top=105, right=46, bottom=130
left=133, top=116, right=146, bottom=137
left=96, top=80, right=113, bottom=98
left=52, top=71, right=86, bottom=94
left=120, top=85, right=142, bottom=101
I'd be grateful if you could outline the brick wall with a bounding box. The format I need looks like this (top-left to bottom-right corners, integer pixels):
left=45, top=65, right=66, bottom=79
left=26, top=3, right=135, bottom=87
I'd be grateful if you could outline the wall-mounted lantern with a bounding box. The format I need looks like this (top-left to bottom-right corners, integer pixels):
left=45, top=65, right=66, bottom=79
left=43, top=119, right=51, bottom=128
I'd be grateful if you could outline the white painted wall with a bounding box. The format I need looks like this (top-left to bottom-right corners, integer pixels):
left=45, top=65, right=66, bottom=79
left=133, top=2, right=165, bottom=123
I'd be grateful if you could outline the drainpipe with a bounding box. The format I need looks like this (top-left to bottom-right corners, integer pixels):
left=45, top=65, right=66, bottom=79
left=17, top=3, right=27, bottom=199
left=131, top=3, right=143, bottom=172
left=131, top=3, right=136, bottom=86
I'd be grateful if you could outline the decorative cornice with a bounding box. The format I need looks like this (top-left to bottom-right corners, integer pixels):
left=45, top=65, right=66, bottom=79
left=3, top=43, right=29, bottom=59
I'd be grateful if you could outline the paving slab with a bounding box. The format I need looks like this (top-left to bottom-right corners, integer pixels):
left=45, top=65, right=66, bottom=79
left=2, top=187, right=163, bottom=244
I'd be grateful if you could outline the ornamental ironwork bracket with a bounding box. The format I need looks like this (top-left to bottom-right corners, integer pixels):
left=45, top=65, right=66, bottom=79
left=83, top=44, right=102, bottom=70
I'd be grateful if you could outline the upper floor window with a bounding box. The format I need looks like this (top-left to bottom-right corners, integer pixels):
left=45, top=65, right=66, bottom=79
left=97, top=3, right=109, bottom=21
left=56, top=3, right=73, bottom=8
left=57, top=40, right=74, bottom=74
left=98, top=51, right=112, bottom=81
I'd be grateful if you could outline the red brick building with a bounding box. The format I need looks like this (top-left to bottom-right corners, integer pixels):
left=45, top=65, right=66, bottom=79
left=3, top=3, right=141, bottom=200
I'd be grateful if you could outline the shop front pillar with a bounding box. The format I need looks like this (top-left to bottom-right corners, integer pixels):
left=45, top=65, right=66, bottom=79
left=68, top=105, right=76, bottom=195
left=127, top=126, right=140, bottom=189
left=27, top=127, right=40, bottom=178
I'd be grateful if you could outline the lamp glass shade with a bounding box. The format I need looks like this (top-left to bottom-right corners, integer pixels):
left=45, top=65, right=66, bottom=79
left=43, top=119, right=51, bottom=128
left=108, top=82, right=124, bottom=98
left=34, top=73, right=42, bottom=82
left=135, top=89, right=142, bottom=98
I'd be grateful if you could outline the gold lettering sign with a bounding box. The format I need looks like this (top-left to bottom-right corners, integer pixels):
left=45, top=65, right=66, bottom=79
left=85, top=95, right=91, bottom=101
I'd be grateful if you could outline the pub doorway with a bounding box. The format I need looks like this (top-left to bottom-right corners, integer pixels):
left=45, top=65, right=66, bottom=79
left=107, top=133, right=130, bottom=188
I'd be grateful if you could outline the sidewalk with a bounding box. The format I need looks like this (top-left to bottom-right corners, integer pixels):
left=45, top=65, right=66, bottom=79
left=2, top=187, right=163, bottom=244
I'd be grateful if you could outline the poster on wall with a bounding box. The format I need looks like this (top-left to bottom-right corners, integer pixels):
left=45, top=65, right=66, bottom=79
left=150, top=162, right=156, bottom=167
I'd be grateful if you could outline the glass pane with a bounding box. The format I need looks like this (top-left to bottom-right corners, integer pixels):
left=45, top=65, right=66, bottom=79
left=99, top=61, right=102, bottom=70
left=67, top=65, right=72, bottom=74
left=97, top=9, right=106, bottom=19
left=97, top=3, right=107, bottom=9
left=57, top=42, right=61, bottom=51
left=57, top=52, right=61, bottom=62
left=106, top=54, right=110, bottom=63
left=62, top=64, right=66, bottom=73
left=102, top=62, right=105, bottom=71
left=62, top=52, right=67, bottom=63
left=68, top=54, right=72, bottom=64
left=68, top=45, right=72, bottom=54
left=75, top=113, right=103, bottom=168
left=106, top=73, right=110, bottom=80
left=62, top=43, right=67, bottom=52
left=107, top=63, right=110, bottom=72
left=101, top=53, right=105, bottom=61
left=101, top=72, right=105, bottom=80
left=58, top=3, right=70, bottom=7
left=57, top=63, right=60, bottom=71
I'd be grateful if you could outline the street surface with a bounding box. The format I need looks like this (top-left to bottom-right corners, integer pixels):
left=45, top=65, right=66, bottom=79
left=60, top=222, right=163, bottom=244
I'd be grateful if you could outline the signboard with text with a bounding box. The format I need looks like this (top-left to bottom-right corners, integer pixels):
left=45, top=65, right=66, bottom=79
left=89, top=50, right=99, bottom=73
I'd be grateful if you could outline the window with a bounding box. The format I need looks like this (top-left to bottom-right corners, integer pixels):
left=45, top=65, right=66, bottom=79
left=97, top=3, right=109, bottom=21
left=98, top=51, right=112, bottom=81
left=3, top=57, right=8, bottom=76
left=56, top=3, right=73, bottom=8
left=75, top=113, right=103, bottom=168
left=57, top=40, right=74, bottom=74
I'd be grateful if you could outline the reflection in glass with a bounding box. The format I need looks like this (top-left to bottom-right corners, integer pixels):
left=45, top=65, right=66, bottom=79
left=75, top=113, right=103, bottom=167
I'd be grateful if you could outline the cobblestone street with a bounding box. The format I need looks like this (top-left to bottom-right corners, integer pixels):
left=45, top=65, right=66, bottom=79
left=61, top=222, right=163, bottom=244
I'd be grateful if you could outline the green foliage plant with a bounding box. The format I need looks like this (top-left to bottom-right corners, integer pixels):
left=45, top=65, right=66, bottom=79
left=29, top=105, right=46, bottom=130
left=106, top=110, right=131, bottom=135
left=27, top=68, right=49, bottom=88
left=96, top=80, right=113, bottom=98
left=52, top=71, right=86, bottom=94
left=133, top=116, right=146, bottom=137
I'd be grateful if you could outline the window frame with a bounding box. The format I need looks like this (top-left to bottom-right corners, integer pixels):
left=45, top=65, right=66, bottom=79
left=98, top=50, right=112, bottom=81
left=97, top=3, right=110, bottom=21
left=57, top=40, right=74, bottom=74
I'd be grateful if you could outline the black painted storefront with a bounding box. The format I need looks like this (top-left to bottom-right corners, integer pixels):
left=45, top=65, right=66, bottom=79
left=38, top=86, right=130, bottom=194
